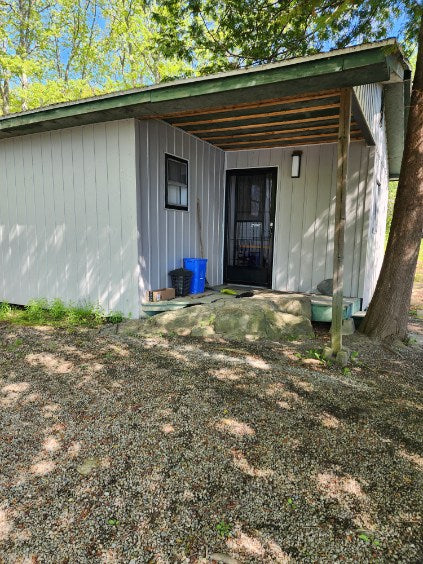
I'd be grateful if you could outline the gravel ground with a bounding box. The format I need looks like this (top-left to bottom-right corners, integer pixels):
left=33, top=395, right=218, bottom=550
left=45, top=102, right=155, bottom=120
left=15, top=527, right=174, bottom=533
left=0, top=320, right=422, bottom=563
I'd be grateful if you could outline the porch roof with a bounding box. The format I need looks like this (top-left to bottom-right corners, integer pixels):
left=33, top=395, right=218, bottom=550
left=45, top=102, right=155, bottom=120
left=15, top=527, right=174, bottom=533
left=0, top=39, right=410, bottom=176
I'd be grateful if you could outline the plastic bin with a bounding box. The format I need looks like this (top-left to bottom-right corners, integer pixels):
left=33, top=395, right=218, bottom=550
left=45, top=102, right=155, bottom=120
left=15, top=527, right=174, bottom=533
left=169, top=268, right=193, bottom=297
left=183, top=258, right=208, bottom=294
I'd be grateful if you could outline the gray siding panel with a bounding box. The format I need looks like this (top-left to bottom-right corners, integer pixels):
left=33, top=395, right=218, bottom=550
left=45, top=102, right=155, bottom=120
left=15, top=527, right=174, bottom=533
left=0, top=119, right=139, bottom=315
left=136, top=119, right=225, bottom=294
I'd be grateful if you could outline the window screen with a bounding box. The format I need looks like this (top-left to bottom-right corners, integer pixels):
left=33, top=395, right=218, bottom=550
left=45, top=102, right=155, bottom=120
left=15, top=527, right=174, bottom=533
left=165, top=154, right=188, bottom=210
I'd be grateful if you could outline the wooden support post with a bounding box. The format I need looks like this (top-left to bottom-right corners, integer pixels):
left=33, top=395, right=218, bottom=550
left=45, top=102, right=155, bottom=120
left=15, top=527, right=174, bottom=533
left=331, top=88, right=351, bottom=356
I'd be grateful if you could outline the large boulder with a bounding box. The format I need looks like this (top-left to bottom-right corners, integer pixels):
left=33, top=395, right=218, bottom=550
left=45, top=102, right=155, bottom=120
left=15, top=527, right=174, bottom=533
left=250, top=292, right=311, bottom=318
left=140, top=293, right=313, bottom=341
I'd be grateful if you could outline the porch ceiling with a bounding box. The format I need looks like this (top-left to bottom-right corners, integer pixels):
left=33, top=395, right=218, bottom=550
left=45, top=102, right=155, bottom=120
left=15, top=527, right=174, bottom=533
left=154, top=89, right=364, bottom=151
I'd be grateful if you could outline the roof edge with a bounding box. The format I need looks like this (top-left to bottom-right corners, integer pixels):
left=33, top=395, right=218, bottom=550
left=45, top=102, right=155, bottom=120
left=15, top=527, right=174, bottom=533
left=0, top=38, right=407, bottom=125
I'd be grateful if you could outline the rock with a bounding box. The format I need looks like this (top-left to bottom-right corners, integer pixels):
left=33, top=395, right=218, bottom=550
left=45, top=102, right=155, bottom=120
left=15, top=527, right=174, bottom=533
left=342, top=318, right=355, bottom=335
left=336, top=349, right=350, bottom=367
left=190, top=325, right=215, bottom=337
left=317, top=279, right=333, bottom=296
left=251, top=292, right=311, bottom=318
left=323, top=346, right=334, bottom=360
left=143, top=293, right=314, bottom=341
left=209, top=554, right=240, bottom=564
left=76, top=457, right=100, bottom=476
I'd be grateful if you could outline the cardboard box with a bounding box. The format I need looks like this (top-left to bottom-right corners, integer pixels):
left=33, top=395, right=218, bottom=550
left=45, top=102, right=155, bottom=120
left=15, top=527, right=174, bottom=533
left=146, top=287, right=175, bottom=302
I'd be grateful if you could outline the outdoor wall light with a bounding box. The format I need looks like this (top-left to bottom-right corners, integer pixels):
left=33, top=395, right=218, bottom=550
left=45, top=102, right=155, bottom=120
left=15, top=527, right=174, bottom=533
left=291, top=151, right=302, bottom=178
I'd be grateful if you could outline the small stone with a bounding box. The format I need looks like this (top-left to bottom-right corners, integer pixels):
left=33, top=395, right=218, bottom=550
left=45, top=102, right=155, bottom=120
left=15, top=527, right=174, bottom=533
left=317, top=278, right=333, bottom=296
left=323, top=346, right=334, bottom=360
left=336, top=349, right=350, bottom=366
left=76, top=457, right=100, bottom=476
left=209, top=554, right=240, bottom=564
left=342, top=318, right=355, bottom=335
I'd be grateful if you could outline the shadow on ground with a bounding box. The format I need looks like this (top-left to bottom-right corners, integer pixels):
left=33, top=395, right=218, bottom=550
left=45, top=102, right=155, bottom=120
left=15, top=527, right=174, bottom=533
left=0, top=321, right=422, bottom=562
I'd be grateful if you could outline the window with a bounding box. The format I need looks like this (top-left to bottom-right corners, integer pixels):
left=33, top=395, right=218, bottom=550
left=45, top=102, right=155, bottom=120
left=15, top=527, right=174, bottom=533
left=165, top=154, right=188, bottom=210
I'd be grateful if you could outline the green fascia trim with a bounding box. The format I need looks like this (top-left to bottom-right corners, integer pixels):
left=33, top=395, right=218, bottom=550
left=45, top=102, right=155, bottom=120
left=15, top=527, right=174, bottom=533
left=0, top=90, right=153, bottom=131
left=0, top=47, right=393, bottom=136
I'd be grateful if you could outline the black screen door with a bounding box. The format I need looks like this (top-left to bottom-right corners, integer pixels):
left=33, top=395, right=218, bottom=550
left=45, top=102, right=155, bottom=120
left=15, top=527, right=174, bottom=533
left=224, top=168, right=277, bottom=287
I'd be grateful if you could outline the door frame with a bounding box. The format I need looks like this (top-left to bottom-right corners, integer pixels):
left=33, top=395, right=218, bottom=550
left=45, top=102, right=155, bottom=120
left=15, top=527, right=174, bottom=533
left=223, top=167, right=278, bottom=288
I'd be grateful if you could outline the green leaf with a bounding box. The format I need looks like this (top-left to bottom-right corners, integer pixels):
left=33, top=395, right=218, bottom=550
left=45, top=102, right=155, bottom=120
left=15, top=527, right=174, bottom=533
left=107, top=518, right=119, bottom=526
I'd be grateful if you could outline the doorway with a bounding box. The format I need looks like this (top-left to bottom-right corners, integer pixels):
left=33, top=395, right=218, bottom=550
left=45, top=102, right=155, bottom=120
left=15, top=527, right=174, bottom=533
left=224, top=167, right=277, bottom=287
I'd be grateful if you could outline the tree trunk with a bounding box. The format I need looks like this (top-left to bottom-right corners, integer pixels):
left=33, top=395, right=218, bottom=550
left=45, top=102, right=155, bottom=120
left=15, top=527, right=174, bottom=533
left=0, top=78, right=10, bottom=115
left=360, top=14, right=423, bottom=341
left=21, top=72, right=28, bottom=111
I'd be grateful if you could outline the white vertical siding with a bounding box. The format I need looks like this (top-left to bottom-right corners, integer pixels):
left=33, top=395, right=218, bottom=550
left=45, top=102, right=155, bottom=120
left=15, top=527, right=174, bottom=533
left=356, top=84, right=389, bottom=307
left=354, top=84, right=385, bottom=148
left=136, top=119, right=225, bottom=295
left=0, top=119, right=139, bottom=316
left=226, top=141, right=372, bottom=298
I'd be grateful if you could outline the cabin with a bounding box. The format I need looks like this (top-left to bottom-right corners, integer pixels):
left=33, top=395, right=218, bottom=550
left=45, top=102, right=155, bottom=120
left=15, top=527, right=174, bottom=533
left=0, top=39, right=411, bottom=322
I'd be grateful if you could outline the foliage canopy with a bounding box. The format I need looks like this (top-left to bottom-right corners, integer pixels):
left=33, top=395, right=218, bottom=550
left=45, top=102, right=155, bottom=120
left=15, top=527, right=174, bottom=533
left=0, top=1, right=421, bottom=113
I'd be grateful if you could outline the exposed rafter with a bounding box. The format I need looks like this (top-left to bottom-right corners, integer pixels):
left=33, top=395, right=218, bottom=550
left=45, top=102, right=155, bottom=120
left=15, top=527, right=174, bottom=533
left=160, top=91, right=364, bottom=150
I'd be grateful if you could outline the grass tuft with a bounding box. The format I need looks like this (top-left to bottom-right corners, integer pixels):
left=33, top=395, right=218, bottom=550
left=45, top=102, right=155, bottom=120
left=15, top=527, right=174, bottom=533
left=0, top=298, right=124, bottom=328
left=0, top=301, right=12, bottom=320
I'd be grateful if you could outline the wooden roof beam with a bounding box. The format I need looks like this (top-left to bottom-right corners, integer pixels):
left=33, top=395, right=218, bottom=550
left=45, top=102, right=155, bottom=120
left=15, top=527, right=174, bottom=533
left=154, top=89, right=340, bottom=119
left=204, top=122, right=359, bottom=141
left=218, top=129, right=361, bottom=148
left=189, top=113, right=341, bottom=134
left=223, top=137, right=362, bottom=150
left=171, top=102, right=340, bottom=127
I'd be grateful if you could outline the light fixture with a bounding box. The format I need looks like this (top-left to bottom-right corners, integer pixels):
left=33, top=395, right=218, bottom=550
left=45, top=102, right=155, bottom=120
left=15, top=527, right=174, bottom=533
left=291, top=151, right=302, bottom=178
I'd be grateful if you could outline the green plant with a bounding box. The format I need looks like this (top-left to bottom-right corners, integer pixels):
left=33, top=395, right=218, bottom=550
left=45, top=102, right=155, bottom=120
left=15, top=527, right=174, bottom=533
left=306, top=348, right=325, bottom=362
left=6, top=338, right=24, bottom=352
left=49, top=298, right=67, bottom=320
left=0, top=298, right=108, bottom=328
left=342, top=366, right=351, bottom=376
left=216, top=520, right=233, bottom=538
left=108, top=310, right=124, bottom=324
left=283, top=334, right=296, bottom=341
left=286, top=497, right=297, bottom=508
left=107, top=518, right=119, bottom=526
left=25, top=298, right=49, bottom=322
left=358, top=532, right=381, bottom=547
left=66, top=302, right=105, bottom=327
left=0, top=302, right=12, bottom=320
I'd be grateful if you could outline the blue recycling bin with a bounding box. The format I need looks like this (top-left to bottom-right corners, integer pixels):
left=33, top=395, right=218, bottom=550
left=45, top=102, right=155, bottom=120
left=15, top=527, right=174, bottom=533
left=183, top=258, right=208, bottom=294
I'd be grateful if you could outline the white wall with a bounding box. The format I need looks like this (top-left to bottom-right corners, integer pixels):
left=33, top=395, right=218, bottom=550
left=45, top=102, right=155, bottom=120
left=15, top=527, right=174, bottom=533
left=136, top=119, right=225, bottom=295
left=0, top=119, right=139, bottom=316
left=226, top=141, right=373, bottom=299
